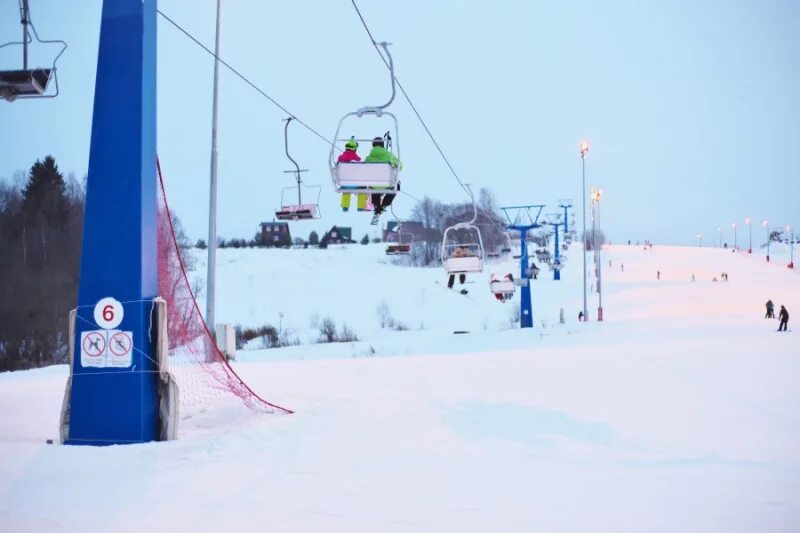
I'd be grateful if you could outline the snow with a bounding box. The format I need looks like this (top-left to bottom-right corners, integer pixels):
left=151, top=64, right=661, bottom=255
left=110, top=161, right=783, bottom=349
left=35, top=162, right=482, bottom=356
left=1, top=242, right=799, bottom=532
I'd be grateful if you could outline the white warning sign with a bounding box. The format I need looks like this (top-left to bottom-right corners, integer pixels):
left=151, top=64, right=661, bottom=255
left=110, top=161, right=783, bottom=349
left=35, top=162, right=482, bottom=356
left=80, top=330, right=134, bottom=368
left=108, top=330, right=133, bottom=368
left=81, top=330, right=107, bottom=367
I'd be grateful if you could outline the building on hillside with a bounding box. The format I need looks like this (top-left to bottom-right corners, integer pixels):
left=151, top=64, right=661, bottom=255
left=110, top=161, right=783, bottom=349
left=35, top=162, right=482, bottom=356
left=259, top=221, right=292, bottom=248
left=323, top=226, right=354, bottom=244
left=383, top=220, right=427, bottom=244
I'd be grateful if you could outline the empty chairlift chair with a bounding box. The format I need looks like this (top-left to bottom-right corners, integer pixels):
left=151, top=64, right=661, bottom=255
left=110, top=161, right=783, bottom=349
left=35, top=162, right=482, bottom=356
left=274, top=117, right=321, bottom=221
left=0, top=1, right=66, bottom=102
left=385, top=212, right=413, bottom=255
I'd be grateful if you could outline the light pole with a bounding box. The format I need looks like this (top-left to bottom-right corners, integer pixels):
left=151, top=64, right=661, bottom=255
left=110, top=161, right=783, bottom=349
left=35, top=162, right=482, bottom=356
left=591, top=187, right=604, bottom=321
left=763, top=219, right=770, bottom=261
left=745, top=217, right=752, bottom=253
left=787, top=225, right=795, bottom=269
left=580, top=141, right=589, bottom=321
left=718, top=227, right=722, bottom=248
left=732, top=222, right=737, bottom=251
left=696, top=233, right=703, bottom=247
left=206, top=0, right=222, bottom=337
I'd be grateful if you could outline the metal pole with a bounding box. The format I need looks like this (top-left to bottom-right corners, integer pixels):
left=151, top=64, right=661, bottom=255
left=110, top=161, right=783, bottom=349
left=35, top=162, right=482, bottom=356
left=206, top=0, right=222, bottom=336
left=581, top=156, right=588, bottom=321
left=748, top=222, right=752, bottom=253
left=597, top=199, right=603, bottom=321
left=765, top=222, right=770, bottom=261
left=21, top=0, right=30, bottom=69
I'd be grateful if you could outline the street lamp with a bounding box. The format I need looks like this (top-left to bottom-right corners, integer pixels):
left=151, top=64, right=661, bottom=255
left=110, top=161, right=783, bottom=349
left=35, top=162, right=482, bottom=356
left=745, top=217, right=752, bottom=253
left=732, top=222, right=737, bottom=251
left=787, top=225, right=795, bottom=269
left=696, top=233, right=703, bottom=247
left=579, top=141, right=589, bottom=321
left=763, top=219, right=770, bottom=261
left=718, top=227, right=722, bottom=248
left=591, top=186, right=604, bottom=322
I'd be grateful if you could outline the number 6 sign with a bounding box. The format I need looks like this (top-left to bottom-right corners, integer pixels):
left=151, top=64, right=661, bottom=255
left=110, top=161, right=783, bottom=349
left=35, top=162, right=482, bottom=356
left=94, top=297, right=124, bottom=330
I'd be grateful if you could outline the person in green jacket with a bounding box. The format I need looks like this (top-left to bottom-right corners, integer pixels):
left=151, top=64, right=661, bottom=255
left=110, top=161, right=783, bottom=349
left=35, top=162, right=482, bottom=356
left=365, top=136, right=402, bottom=224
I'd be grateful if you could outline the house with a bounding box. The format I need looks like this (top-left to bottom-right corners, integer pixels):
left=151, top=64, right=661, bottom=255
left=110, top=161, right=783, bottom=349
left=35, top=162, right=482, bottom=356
left=323, top=225, right=354, bottom=244
left=259, top=221, right=292, bottom=247
left=383, top=220, right=426, bottom=243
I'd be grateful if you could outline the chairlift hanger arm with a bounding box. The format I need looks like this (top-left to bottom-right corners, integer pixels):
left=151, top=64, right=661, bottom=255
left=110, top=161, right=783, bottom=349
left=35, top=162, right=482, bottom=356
left=283, top=117, right=303, bottom=184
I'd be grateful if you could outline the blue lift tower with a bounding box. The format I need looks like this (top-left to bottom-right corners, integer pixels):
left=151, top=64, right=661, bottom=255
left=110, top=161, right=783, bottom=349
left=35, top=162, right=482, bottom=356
left=500, top=205, right=545, bottom=328
left=66, top=0, right=160, bottom=445
left=558, top=199, right=574, bottom=240
left=544, top=213, right=565, bottom=281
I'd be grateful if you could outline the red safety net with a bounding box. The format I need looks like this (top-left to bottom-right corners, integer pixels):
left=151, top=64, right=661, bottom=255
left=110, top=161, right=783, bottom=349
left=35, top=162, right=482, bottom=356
left=156, top=159, right=292, bottom=414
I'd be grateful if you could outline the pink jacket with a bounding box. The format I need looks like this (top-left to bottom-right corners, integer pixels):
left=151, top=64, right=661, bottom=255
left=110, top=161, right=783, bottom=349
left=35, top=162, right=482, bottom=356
left=338, top=149, right=361, bottom=163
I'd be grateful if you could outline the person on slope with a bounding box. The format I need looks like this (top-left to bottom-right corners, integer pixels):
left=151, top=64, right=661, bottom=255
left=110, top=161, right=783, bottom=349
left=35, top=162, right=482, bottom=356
left=337, top=139, right=368, bottom=213
left=365, top=136, right=402, bottom=225
left=778, top=305, right=789, bottom=332
left=765, top=299, right=775, bottom=318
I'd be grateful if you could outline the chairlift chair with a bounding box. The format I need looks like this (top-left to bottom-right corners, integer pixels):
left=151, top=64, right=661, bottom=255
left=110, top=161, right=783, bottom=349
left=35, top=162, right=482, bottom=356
left=441, top=185, right=485, bottom=274
left=385, top=209, right=413, bottom=255
left=329, top=42, right=401, bottom=196
left=0, top=1, right=66, bottom=102
left=490, top=277, right=516, bottom=298
left=275, top=117, right=321, bottom=221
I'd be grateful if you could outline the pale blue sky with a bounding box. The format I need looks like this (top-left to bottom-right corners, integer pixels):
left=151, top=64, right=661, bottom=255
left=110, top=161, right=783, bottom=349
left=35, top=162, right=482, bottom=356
left=1, top=0, right=798, bottom=246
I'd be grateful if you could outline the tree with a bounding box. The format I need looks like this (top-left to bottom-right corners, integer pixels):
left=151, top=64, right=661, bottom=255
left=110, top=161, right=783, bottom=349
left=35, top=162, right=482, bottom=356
left=195, top=238, right=208, bottom=249
left=0, top=156, right=84, bottom=371
left=360, top=233, right=369, bottom=245
left=308, top=230, right=319, bottom=246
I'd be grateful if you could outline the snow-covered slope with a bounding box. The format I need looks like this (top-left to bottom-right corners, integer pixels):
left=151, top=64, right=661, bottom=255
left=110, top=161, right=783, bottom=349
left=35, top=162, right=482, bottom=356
left=1, top=243, right=798, bottom=532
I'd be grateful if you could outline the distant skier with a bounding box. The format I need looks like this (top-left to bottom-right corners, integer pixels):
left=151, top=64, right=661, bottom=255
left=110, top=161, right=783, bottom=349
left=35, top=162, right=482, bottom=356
left=765, top=299, right=775, bottom=318
left=691, top=273, right=695, bottom=282
left=578, top=311, right=584, bottom=322
left=778, top=305, right=789, bottom=332
left=657, top=270, right=661, bottom=280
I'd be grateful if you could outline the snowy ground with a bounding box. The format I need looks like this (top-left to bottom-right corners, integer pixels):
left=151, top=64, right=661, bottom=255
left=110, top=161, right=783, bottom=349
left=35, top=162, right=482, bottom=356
left=1, top=242, right=799, bottom=532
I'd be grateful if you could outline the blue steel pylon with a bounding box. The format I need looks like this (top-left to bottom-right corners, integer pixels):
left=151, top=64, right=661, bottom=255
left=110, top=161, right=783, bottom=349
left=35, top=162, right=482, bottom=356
left=545, top=213, right=566, bottom=281
left=500, top=205, right=545, bottom=328
left=67, top=0, right=160, bottom=445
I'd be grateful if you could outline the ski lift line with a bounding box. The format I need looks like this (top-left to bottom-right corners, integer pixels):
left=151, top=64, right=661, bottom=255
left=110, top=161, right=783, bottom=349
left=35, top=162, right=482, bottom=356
left=156, top=9, right=444, bottom=209
left=349, top=0, right=472, bottom=201
left=156, top=9, right=331, bottom=148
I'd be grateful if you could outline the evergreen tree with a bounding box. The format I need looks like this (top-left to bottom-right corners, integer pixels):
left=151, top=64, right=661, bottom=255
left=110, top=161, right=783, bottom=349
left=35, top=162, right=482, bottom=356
left=361, top=233, right=369, bottom=245
left=308, top=230, right=319, bottom=245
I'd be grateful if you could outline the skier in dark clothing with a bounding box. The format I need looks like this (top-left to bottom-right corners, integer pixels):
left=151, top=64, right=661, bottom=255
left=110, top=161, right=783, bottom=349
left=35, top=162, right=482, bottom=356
left=765, top=299, right=775, bottom=318
left=778, top=306, right=789, bottom=332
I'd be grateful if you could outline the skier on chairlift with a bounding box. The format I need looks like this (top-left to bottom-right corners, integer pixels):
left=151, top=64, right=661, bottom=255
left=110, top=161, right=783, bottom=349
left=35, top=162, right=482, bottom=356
left=338, top=139, right=368, bottom=213
left=366, top=136, right=402, bottom=225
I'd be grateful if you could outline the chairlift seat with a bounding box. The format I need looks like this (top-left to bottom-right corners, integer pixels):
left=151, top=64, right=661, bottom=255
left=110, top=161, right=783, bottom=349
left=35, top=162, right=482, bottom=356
left=445, top=256, right=483, bottom=274
left=490, top=280, right=516, bottom=294
left=333, top=162, right=398, bottom=194
left=275, top=203, right=318, bottom=221
left=0, top=68, right=52, bottom=101
left=386, top=244, right=411, bottom=255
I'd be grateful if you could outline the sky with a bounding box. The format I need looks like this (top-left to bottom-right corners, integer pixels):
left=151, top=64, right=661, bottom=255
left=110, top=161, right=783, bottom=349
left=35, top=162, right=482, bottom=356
left=1, top=0, right=798, bottom=247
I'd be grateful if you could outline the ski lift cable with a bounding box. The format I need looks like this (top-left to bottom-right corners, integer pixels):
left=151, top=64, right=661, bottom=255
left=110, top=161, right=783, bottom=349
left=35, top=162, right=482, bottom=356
left=158, top=9, right=433, bottom=213
left=156, top=9, right=331, bottom=147
left=349, top=0, right=472, bottom=201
